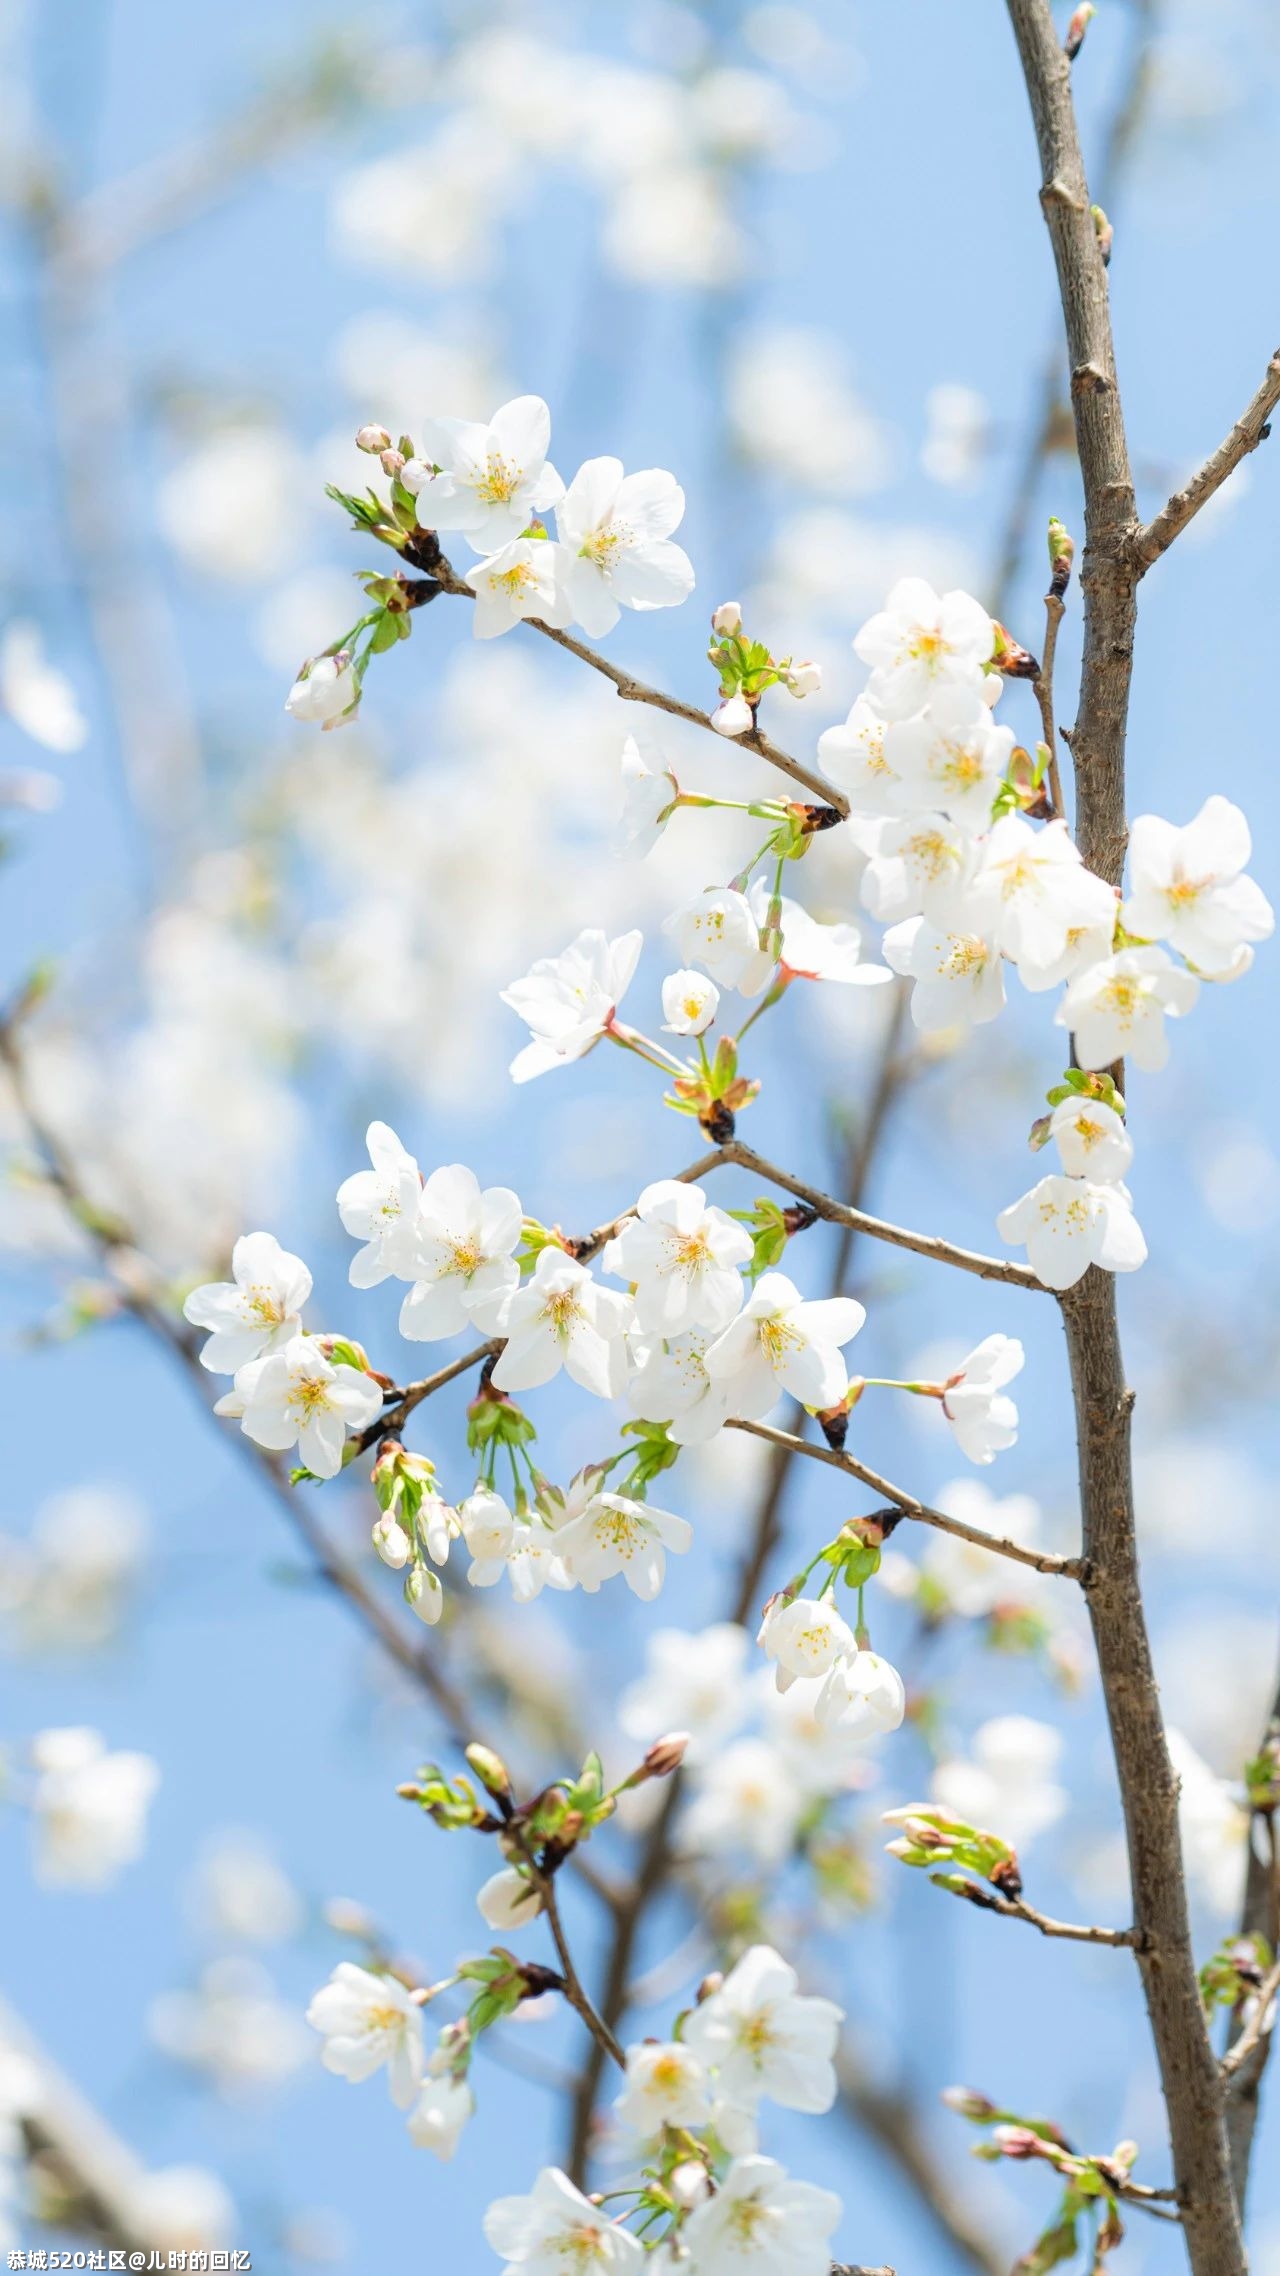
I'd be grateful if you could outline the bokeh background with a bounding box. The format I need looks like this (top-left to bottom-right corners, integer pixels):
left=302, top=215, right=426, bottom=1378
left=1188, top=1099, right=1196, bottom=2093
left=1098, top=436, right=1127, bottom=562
left=1, top=0, right=1278, bottom=2269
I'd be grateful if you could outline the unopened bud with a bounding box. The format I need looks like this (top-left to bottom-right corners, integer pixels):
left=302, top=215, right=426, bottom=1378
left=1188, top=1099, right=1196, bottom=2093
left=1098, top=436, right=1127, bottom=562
left=1064, top=3, right=1096, bottom=61
left=990, top=622, right=1041, bottom=680
left=1091, top=204, right=1113, bottom=267
left=371, top=1510, right=411, bottom=1569
left=404, top=1566, right=444, bottom=1626
left=466, top=1744, right=513, bottom=1802
left=356, top=424, right=392, bottom=454
left=695, top=1971, right=724, bottom=2003
left=641, top=1731, right=689, bottom=1780
left=942, top=2086, right=999, bottom=2121
left=711, top=600, right=742, bottom=636
left=993, top=2125, right=1050, bottom=2162
left=380, top=447, right=406, bottom=478
left=1047, top=516, right=1075, bottom=596
left=670, top=2161, right=711, bottom=2209
left=711, top=692, right=755, bottom=739
left=988, top=1852, right=1024, bottom=1901
left=784, top=658, right=822, bottom=698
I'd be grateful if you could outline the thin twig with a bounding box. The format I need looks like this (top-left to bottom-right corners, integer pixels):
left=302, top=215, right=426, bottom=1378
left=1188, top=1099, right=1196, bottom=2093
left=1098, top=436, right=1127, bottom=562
left=1032, top=584, right=1067, bottom=825
left=723, top=1419, right=1085, bottom=1581
left=1133, top=354, right=1280, bottom=572
left=935, top=1878, right=1137, bottom=1946
left=1221, top=1957, right=1280, bottom=2082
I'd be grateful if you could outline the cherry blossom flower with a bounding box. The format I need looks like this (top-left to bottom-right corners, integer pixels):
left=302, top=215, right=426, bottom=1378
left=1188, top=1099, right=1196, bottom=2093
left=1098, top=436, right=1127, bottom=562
left=931, top=1715, right=1068, bottom=1849
left=972, top=816, right=1116, bottom=973
left=285, top=653, right=359, bottom=729
left=1057, top=947, right=1199, bottom=1072
left=483, top=2167, right=645, bottom=2275
left=0, top=621, right=87, bottom=751
left=493, top=1250, right=632, bottom=1399
left=886, top=689, right=1015, bottom=827
left=855, top=811, right=981, bottom=927
left=554, top=459, right=694, bottom=638
left=405, top=395, right=563, bottom=550
left=477, top=1865, right=544, bottom=1934
left=815, top=1650, right=906, bottom=1737
left=183, top=1232, right=313, bottom=1374
left=618, top=1622, right=750, bottom=1765
left=818, top=693, right=910, bottom=816
left=603, top=1179, right=751, bottom=1335
left=881, top=915, right=1006, bottom=1029
left=1015, top=902, right=1117, bottom=994
left=371, top=1510, right=413, bottom=1569
left=747, top=883, right=891, bottom=987
left=232, top=1337, right=383, bottom=1478
left=853, top=576, right=995, bottom=720
left=467, top=538, right=573, bottom=639
left=335, top=1122, right=423, bottom=1287
left=662, top=969, right=720, bottom=1035
left=682, top=1944, right=842, bottom=2113
left=997, top=1175, right=1146, bottom=1289
left=1123, top=795, right=1274, bottom=976
left=407, top=2076, right=474, bottom=2160
left=940, top=1334, right=1024, bottom=1465
left=680, top=1738, right=806, bottom=1868
left=398, top=1165, right=522, bottom=1339
left=712, top=693, right=755, bottom=738
left=1049, top=1097, right=1133, bottom=1182
left=502, top=928, right=643, bottom=1081
left=628, top=1327, right=738, bottom=1444
left=616, top=732, right=679, bottom=857
left=758, top=1596, right=856, bottom=1692
left=555, top=1491, right=692, bottom=1599
left=404, top=1567, right=445, bottom=1626
left=703, top=1272, right=865, bottom=1419
left=664, top=888, right=773, bottom=993
left=30, top=1727, right=159, bottom=1889
left=614, top=2040, right=712, bottom=2136
left=458, top=1488, right=572, bottom=1601
left=305, top=1963, right=424, bottom=2109
left=680, top=2155, right=842, bottom=2276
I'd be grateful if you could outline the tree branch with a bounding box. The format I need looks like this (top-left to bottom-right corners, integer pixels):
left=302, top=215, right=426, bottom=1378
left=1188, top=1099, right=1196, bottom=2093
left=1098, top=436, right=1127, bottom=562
left=1224, top=1665, right=1280, bottom=2206
left=724, top=1418, right=1085, bottom=1581
left=1005, top=6, right=1249, bottom=2269
left=934, top=1877, right=1138, bottom=1946
left=1133, top=354, right=1280, bottom=572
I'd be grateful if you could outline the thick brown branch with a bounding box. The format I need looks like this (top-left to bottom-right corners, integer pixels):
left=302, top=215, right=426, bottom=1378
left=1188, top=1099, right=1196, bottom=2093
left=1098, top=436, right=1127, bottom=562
left=725, top=1417, right=1084, bottom=1580
left=1133, top=354, right=1280, bottom=572
left=1006, top=8, right=1248, bottom=2269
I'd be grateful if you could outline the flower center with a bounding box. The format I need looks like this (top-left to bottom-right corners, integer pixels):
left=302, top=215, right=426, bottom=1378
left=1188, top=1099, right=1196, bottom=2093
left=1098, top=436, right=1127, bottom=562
left=490, top=562, right=536, bottom=598
left=906, top=830, right=956, bottom=880
left=582, top=520, right=629, bottom=568
left=472, top=450, right=522, bottom=505
left=543, top=1289, right=583, bottom=1339
left=288, top=1378, right=332, bottom=1421
left=941, top=934, right=987, bottom=977
left=244, top=1284, right=285, bottom=1326
left=447, top=1239, right=484, bottom=1279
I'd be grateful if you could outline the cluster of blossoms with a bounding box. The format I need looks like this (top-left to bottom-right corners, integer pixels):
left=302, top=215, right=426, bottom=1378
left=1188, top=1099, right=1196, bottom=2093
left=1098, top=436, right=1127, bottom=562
left=808, top=578, right=1274, bottom=1287
left=307, top=1932, right=844, bottom=2275
left=11, top=1726, right=160, bottom=1890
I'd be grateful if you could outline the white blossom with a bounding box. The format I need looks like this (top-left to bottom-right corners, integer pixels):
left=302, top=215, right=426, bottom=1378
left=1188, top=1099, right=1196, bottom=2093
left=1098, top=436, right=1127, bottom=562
left=997, top=1175, right=1146, bottom=1290
left=603, top=1179, right=751, bottom=1335
left=1049, top=1097, right=1133, bottom=1182
left=703, top=1272, right=864, bottom=1419
left=1057, top=947, right=1199, bottom=1073
left=30, top=1727, right=159, bottom=1889
left=712, top=693, right=756, bottom=738
left=335, top=1122, right=423, bottom=1287
left=147, top=1958, right=309, bottom=2098
left=616, top=733, right=679, bottom=857
left=816, top=1650, right=906, bottom=1738
left=467, top=538, right=573, bottom=639
left=758, top=1596, right=856, bottom=1692
left=407, top=2076, right=474, bottom=2160
left=940, top=1333, right=1024, bottom=1466
left=0, top=621, right=87, bottom=752
left=483, top=2168, right=644, bottom=2275
left=458, top=1488, right=572, bottom=1602
left=614, top=2040, right=712, bottom=2137
left=881, top=915, right=1005, bottom=1030
left=664, top=888, right=773, bottom=993
left=231, top=1337, right=383, bottom=1478
left=493, top=1249, right=632, bottom=1399
left=372, top=1510, right=413, bottom=1569
left=853, top=576, right=995, bottom=720
left=818, top=693, right=908, bottom=817
left=855, top=812, right=981, bottom=928
left=628, top=1327, right=738, bottom=1445
left=405, top=1567, right=445, bottom=1626
left=305, top=1962, right=423, bottom=2109
left=556, top=1492, right=692, bottom=1600
left=477, top=1865, right=544, bottom=1934
left=662, top=970, right=720, bottom=1036
left=972, top=816, right=1117, bottom=975
left=932, top=1715, right=1068, bottom=1850
left=886, top=689, right=1014, bottom=828
left=405, top=395, right=563, bottom=550
left=183, top=1231, right=312, bottom=1373
left=618, top=1622, right=750, bottom=1764
left=502, top=928, right=643, bottom=1081
left=554, top=459, right=694, bottom=638
left=680, top=2155, right=842, bottom=2276
left=680, top=1739, right=805, bottom=1867
left=748, top=883, right=890, bottom=988
left=1123, top=796, right=1273, bottom=976
left=399, top=1165, right=523, bottom=1339
left=682, top=1944, right=842, bottom=2113
left=285, top=654, right=359, bottom=729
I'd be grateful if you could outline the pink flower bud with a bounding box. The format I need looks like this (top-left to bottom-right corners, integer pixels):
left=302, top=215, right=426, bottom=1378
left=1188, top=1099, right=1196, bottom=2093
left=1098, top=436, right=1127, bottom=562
left=356, top=425, right=392, bottom=454
left=711, top=601, right=742, bottom=635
